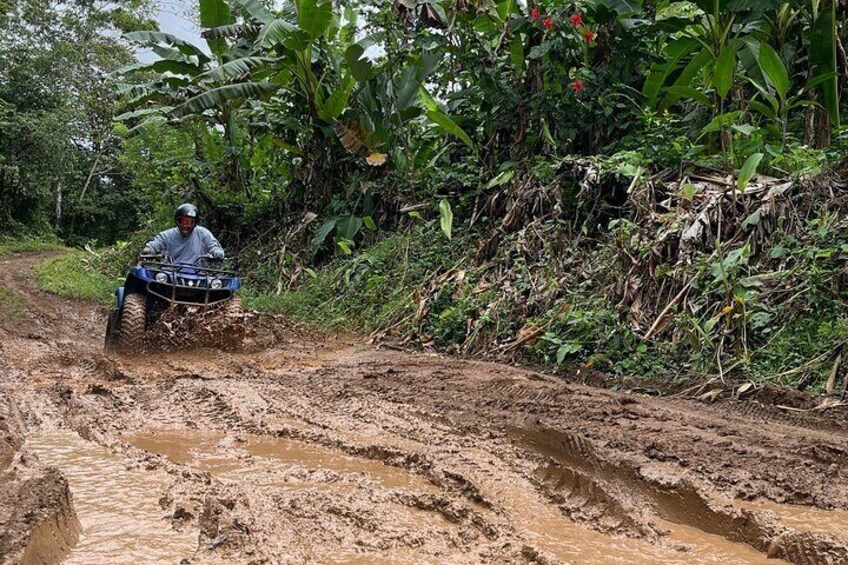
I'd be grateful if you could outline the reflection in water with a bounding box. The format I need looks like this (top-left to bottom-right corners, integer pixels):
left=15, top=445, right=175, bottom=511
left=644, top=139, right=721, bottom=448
left=25, top=430, right=197, bottom=564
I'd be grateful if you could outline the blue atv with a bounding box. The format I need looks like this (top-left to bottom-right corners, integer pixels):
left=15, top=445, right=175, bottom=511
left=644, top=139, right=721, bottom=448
left=104, top=252, right=242, bottom=350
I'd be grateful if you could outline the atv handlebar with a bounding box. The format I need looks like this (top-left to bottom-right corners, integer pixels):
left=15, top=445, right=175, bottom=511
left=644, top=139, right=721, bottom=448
left=138, top=254, right=236, bottom=276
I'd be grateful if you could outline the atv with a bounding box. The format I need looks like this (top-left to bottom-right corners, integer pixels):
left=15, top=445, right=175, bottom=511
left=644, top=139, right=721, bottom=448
left=104, top=253, right=243, bottom=351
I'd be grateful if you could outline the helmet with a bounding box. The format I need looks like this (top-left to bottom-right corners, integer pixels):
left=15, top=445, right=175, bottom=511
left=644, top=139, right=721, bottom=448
left=175, top=203, right=199, bottom=236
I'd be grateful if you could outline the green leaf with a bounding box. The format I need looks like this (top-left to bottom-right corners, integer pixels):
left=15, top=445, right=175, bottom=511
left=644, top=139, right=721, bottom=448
left=486, top=170, right=514, bottom=189
left=201, top=23, right=259, bottom=40
left=681, top=182, right=695, bottom=201
left=426, top=110, right=474, bottom=149
left=741, top=209, right=761, bottom=229
left=713, top=44, right=737, bottom=98
left=123, top=31, right=211, bottom=64
left=419, top=86, right=438, bottom=112
left=200, top=0, right=233, bottom=28
left=345, top=34, right=381, bottom=82
left=336, top=215, right=363, bottom=240
left=643, top=37, right=699, bottom=108
left=658, top=50, right=711, bottom=112
left=439, top=199, right=453, bottom=241
left=318, top=76, right=354, bottom=122
left=256, top=19, right=301, bottom=49
left=731, top=124, right=755, bottom=136
left=810, top=2, right=839, bottom=125
left=200, top=0, right=234, bottom=54
left=297, top=0, right=333, bottom=39
left=362, top=216, right=377, bottom=231
left=196, top=57, right=272, bottom=83
left=228, top=0, right=274, bottom=24
left=737, top=153, right=764, bottom=192
left=169, top=82, right=274, bottom=117
left=117, top=60, right=203, bottom=76
left=509, top=36, right=524, bottom=72
left=310, top=218, right=336, bottom=254
left=556, top=341, right=581, bottom=364
left=335, top=239, right=353, bottom=255
left=747, top=99, right=776, bottom=119
left=113, top=107, right=174, bottom=121
left=757, top=42, right=789, bottom=99
left=665, top=86, right=710, bottom=106
left=126, top=115, right=169, bottom=135
left=394, top=65, right=421, bottom=114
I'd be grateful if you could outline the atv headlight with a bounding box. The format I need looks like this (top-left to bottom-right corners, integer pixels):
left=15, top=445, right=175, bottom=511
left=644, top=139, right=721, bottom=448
left=155, top=272, right=168, bottom=283
left=210, top=279, right=223, bottom=290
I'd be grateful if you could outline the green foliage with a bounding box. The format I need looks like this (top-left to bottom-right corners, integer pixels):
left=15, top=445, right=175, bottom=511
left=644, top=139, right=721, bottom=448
left=0, top=235, right=64, bottom=257
left=37, top=251, right=121, bottom=305
left=247, top=226, right=459, bottom=330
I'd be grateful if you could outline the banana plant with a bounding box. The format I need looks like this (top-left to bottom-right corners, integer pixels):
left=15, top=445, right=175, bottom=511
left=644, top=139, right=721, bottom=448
left=746, top=40, right=835, bottom=149
left=807, top=0, right=839, bottom=126
left=116, top=0, right=277, bottom=193
left=642, top=0, right=785, bottom=113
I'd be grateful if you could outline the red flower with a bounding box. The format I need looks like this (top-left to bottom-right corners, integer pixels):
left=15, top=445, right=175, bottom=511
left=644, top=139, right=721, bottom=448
left=530, top=7, right=541, bottom=20
left=571, top=79, right=585, bottom=92
left=570, top=13, right=583, bottom=26
left=542, top=17, right=555, bottom=29
left=583, top=29, right=597, bottom=42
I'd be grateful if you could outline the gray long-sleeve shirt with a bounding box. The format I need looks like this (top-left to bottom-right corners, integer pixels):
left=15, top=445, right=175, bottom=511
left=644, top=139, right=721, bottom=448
left=144, top=226, right=225, bottom=264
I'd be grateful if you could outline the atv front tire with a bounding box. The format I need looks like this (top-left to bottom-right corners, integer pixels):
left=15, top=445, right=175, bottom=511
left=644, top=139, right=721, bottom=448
left=119, top=293, right=147, bottom=350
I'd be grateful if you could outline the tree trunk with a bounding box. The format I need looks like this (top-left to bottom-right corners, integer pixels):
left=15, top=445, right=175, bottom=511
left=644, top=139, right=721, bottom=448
left=54, top=181, right=62, bottom=231
left=813, top=108, right=833, bottom=149
left=222, top=106, right=249, bottom=198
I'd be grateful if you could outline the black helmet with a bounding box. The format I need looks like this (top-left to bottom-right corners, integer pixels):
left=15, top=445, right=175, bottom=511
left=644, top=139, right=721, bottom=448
left=175, top=203, right=199, bottom=235
left=175, top=203, right=199, bottom=222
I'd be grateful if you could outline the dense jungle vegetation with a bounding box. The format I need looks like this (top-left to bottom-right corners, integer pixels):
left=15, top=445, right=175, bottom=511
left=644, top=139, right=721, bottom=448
left=3, top=0, right=848, bottom=390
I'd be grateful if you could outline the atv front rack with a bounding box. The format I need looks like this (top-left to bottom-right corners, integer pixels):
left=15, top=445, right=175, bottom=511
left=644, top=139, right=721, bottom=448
left=140, top=261, right=237, bottom=306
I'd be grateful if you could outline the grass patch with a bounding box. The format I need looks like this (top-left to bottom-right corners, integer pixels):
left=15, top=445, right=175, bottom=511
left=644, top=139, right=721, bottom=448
left=0, top=235, right=65, bottom=258
left=0, top=288, right=27, bottom=327
left=37, top=251, right=121, bottom=306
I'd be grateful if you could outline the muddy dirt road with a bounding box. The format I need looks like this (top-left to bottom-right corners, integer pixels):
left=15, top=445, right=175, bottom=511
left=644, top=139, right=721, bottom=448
left=2, top=252, right=848, bottom=564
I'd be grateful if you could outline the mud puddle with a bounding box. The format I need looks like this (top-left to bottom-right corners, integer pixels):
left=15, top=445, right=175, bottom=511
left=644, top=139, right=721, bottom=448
left=124, top=428, right=436, bottom=491
left=25, top=429, right=198, bottom=564
left=733, top=498, right=848, bottom=541
left=493, top=476, right=776, bottom=565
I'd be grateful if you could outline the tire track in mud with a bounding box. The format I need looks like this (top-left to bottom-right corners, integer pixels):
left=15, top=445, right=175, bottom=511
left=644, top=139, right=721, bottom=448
left=2, top=252, right=848, bottom=564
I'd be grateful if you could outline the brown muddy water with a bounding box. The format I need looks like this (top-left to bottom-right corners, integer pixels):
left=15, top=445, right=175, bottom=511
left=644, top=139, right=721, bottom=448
left=18, top=428, right=791, bottom=565
left=733, top=497, right=848, bottom=542
left=124, top=428, right=779, bottom=565
left=24, top=429, right=198, bottom=564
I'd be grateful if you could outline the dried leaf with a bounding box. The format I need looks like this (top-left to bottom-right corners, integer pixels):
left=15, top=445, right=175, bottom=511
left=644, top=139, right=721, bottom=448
left=735, top=382, right=755, bottom=397
left=333, top=120, right=365, bottom=154
left=698, top=388, right=724, bottom=402
left=365, top=152, right=387, bottom=166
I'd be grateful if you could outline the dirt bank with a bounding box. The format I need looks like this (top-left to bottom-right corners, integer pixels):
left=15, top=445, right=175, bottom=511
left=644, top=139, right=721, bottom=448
left=1, top=252, right=847, bottom=564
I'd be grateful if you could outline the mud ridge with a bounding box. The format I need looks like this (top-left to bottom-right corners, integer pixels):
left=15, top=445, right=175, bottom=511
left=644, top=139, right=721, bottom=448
left=517, top=425, right=848, bottom=564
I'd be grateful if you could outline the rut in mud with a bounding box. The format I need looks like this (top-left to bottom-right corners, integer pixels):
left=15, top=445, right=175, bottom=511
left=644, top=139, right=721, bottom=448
left=2, top=251, right=848, bottom=564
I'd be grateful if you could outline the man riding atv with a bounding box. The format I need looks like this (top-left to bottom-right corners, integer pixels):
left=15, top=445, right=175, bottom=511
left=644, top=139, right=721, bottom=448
left=104, top=203, right=243, bottom=351
left=142, top=203, right=225, bottom=263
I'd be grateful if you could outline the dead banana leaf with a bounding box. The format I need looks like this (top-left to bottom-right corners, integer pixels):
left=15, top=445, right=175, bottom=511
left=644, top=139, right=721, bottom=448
left=333, top=120, right=365, bottom=154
